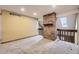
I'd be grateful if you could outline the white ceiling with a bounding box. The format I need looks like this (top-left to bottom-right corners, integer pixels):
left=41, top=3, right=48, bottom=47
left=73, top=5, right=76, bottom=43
left=0, top=5, right=78, bottom=19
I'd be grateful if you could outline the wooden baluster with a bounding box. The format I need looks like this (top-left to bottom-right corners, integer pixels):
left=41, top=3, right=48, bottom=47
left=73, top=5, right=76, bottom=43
left=63, top=31, right=65, bottom=41
left=60, top=31, right=61, bottom=40
left=73, top=32, right=75, bottom=43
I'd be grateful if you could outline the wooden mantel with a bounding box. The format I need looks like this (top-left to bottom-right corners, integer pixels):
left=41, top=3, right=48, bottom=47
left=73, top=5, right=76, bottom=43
left=43, top=12, right=56, bottom=40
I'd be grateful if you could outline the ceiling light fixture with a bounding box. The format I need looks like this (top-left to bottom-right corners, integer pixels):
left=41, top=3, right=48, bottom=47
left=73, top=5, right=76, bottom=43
left=33, top=12, right=37, bottom=16
left=20, top=8, right=25, bottom=12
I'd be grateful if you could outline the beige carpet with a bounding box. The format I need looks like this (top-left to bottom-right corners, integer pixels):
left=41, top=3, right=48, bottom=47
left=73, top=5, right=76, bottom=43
left=0, top=35, right=78, bottom=54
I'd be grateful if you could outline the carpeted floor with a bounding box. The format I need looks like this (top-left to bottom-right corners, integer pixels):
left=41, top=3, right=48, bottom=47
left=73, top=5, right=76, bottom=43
left=0, top=35, right=78, bottom=54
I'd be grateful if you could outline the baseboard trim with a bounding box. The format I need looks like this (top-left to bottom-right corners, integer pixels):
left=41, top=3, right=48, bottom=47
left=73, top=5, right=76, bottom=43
left=1, top=35, right=38, bottom=44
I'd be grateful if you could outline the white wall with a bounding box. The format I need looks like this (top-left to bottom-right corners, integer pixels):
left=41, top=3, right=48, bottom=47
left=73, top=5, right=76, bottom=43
left=38, top=18, right=43, bottom=27
left=56, top=14, right=76, bottom=29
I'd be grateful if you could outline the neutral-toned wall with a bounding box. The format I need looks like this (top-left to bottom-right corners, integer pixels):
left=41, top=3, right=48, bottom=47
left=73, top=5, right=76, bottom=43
left=77, top=13, right=79, bottom=45
left=2, top=10, right=38, bottom=42
left=56, top=13, right=78, bottom=44
left=0, top=15, right=2, bottom=40
left=56, top=14, right=76, bottom=29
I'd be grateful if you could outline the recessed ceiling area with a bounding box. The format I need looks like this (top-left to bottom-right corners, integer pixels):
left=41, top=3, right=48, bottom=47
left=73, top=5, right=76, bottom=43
left=0, top=5, right=78, bottom=18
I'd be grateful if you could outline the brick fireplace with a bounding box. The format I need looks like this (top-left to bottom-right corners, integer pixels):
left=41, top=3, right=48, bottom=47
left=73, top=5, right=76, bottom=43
left=43, top=12, right=56, bottom=40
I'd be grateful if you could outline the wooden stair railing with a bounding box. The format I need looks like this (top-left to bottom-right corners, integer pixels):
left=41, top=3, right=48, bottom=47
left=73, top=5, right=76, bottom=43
left=57, top=29, right=77, bottom=43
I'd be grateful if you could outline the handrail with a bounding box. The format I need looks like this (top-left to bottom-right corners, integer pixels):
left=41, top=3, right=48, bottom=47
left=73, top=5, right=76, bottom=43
left=57, top=29, right=77, bottom=43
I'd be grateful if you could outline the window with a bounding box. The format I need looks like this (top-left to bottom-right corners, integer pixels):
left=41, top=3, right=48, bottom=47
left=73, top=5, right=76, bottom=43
left=60, top=17, right=68, bottom=27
